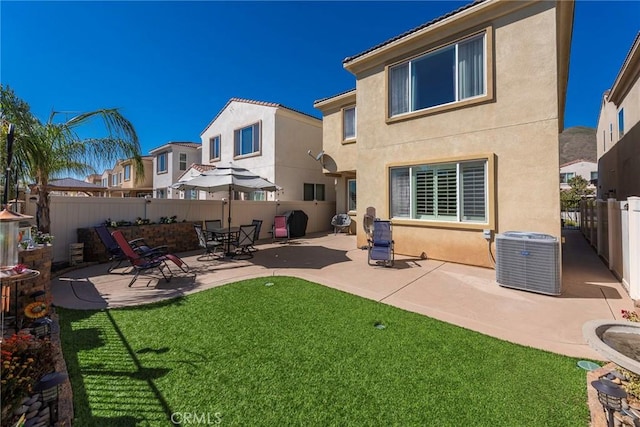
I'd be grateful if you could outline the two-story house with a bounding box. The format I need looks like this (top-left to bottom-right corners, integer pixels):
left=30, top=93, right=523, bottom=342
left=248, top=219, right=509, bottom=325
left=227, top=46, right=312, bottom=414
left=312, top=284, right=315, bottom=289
left=150, top=142, right=201, bottom=198
left=596, top=32, right=640, bottom=200
left=315, top=0, right=574, bottom=268
left=196, top=98, right=335, bottom=202
left=560, top=159, right=597, bottom=190
left=107, top=156, right=154, bottom=198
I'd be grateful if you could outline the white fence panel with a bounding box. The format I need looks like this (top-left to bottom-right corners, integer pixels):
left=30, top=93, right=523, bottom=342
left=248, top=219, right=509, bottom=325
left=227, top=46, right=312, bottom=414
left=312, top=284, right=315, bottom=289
left=25, top=196, right=335, bottom=262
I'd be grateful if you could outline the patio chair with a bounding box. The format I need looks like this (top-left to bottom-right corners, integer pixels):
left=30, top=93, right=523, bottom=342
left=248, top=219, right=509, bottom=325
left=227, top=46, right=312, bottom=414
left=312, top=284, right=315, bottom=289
left=111, top=230, right=189, bottom=287
left=204, top=219, right=224, bottom=242
left=249, top=219, right=263, bottom=252
left=94, top=225, right=165, bottom=273
left=367, top=220, right=394, bottom=267
left=272, top=215, right=289, bottom=242
left=194, top=224, right=223, bottom=259
left=331, top=213, right=352, bottom=235
left=231, top=224, right=257, bottom=259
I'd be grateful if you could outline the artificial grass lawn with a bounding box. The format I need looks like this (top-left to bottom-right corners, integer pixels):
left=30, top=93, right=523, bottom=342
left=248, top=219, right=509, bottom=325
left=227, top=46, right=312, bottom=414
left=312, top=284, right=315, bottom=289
left=59, top=276, right=589, bottom=426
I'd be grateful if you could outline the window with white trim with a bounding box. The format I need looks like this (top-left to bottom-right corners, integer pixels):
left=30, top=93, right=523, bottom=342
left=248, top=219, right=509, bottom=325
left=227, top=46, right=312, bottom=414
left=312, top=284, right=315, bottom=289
left=390, top=160, right=487, bottom=222
left=343, top=106, right=356, bottom=140
left=210, top=135, right=221, bottom=161
left=157, top=152, right=168, bottom=173
left=389, top=33, right=485, bottom=117
left=124, top=164, right=131, bottom=181
left=234, top=123, right=261, bottom=157
left=560, top=172, right=575, bottom=184
left=179, top=153, right=187, bottom=171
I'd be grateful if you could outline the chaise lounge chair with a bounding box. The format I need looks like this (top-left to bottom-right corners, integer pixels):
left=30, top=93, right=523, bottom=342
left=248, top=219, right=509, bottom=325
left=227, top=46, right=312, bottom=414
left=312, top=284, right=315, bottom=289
left=111, top=230, right=189, bottom=287
left=367, top=220, right=394, bottom=267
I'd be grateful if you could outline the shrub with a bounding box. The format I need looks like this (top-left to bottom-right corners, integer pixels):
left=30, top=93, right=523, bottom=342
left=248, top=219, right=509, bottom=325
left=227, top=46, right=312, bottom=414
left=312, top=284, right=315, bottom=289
left=1, top=332, right=55, bottom=421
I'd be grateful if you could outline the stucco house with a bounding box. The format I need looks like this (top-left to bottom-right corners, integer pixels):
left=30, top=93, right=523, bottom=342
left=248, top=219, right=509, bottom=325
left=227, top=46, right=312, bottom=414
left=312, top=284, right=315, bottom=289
left=596, top=32, right=640, bottom=201
left=149, top=142, right=201, bottom=199
left=560, top=159, right=597, bottom=190
left=198, top=98, right=335, bottom=202
left=314, top=0, right=574, bottom=268
left=94, top=156, right=154, bottom=198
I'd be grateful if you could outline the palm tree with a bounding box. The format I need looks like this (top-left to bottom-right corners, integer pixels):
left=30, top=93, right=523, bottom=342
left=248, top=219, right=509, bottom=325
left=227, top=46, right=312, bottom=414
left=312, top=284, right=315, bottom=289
left=1, top=85, right=143, bottom=233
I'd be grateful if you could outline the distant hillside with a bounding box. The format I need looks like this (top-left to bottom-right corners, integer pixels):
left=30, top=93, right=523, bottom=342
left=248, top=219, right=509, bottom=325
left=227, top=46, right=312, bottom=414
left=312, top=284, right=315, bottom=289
left=559, top=126, right=597, bottom=165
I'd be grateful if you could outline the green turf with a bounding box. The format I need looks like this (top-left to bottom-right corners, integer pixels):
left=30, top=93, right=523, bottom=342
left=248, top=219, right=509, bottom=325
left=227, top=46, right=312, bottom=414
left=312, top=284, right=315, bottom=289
left=58, top=276, right=589, bottom=426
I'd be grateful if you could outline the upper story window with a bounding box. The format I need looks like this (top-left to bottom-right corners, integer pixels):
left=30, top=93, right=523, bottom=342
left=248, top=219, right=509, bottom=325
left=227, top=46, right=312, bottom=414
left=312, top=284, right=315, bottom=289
left=389, top=33, right=486, bottom=117
left=343, top=106, right=356, bottom=140
left=102, top=178, right=108, bottom=187
left=619, top=109, right=625, bottom=138
left=210, top=135, right=221, bottom=161
left=234, top=122, right=261, bottom=157
left=157, top=152, right=168, bottom=174
left=179, top=153, right=187, bottom=171
left=610, top=124, right=613, bottom=142
left=124, top=164, right=131, bottom=181
left=390, top=159, right=487, bottom=223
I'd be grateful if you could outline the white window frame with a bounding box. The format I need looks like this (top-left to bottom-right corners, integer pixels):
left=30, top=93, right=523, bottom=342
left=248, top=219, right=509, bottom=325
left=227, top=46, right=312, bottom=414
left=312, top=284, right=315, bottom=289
left=618, top=109, right=625, bottom=138
left=179, top=153, right=187, bottom=171
left=210, top=135, right=221, bottom=161
left=343, top=106, right=356, bottom=141
left=124, top=164, right=131, bottom=181
left=157, top=152, right=168, bottom=174
left=234, top=122, right=261, bottom=158
left=390, top=160, right=488, bottom=223
left=388, top=32, right=487, bottom=118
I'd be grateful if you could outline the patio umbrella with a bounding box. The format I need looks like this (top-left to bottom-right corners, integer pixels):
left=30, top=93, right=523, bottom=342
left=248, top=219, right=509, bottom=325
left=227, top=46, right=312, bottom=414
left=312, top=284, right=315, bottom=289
left=172, top=164, right=280, bottom=232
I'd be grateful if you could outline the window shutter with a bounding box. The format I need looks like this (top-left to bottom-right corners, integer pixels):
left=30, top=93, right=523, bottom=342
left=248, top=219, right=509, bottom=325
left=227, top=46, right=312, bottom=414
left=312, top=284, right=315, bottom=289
left=436, top=167, right=457, bottom=218
left=461, top=162, right=486, bottom=221
left=415, top=169, right=434, bottom=217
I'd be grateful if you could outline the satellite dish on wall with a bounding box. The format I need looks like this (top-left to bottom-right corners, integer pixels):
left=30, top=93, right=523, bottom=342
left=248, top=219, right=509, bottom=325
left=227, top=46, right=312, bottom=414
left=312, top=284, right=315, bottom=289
left=307, top=150, right=325, bottom=162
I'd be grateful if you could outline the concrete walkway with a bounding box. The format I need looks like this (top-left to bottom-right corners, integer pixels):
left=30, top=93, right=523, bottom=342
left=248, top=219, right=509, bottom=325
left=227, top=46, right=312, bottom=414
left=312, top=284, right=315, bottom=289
left=51, top=228, right=632, bottom=359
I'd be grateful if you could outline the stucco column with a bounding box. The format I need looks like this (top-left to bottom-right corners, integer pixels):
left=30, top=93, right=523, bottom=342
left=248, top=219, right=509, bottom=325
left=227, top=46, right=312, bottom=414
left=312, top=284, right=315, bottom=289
left=627, top=197, right=640, bottom=300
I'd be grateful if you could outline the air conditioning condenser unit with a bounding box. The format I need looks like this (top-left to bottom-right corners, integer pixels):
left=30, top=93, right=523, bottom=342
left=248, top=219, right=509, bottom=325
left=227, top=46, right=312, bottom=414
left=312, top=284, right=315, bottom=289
left=495, top=231, right=561, bottom=296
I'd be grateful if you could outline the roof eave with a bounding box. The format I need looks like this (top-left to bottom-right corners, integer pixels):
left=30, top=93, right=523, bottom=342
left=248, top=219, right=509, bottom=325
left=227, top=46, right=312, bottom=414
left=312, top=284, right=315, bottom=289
left=609, top=32, right=640, bottom=106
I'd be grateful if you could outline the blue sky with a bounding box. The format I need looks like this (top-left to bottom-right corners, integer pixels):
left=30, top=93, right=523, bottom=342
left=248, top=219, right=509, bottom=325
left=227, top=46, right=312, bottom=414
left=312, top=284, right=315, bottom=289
left=2, top=1, right=638, bottom=158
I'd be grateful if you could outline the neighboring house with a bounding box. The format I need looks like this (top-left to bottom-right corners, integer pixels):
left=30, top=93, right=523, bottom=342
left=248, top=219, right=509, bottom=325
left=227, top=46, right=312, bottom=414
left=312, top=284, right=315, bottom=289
left=560, top=159, right=597, bottom=190
left=314, top=0, right=574, bottom=268
left=149, top=142, right=201, bottom=199
left=596, top=32, right=640, bottom=200
left=94, top=156, right=154, bottom=198
left=198, top=98, right=335, bottom=202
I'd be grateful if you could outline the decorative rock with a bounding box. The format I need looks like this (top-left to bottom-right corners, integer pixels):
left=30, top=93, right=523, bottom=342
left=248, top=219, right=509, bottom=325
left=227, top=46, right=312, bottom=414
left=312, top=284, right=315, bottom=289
left=28, top=401, right=42, bottom=412
left=13, top=405, right=29, bottom=415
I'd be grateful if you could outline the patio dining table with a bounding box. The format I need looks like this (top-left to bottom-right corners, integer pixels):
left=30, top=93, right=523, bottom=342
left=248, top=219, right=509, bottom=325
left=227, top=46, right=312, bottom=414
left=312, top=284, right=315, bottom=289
left=207, top=227, right=240, bottom=257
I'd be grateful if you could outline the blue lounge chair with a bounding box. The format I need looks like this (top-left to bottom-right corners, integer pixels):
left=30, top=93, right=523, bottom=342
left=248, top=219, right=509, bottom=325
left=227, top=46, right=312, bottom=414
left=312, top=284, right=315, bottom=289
left=367, top=220, right=394, bottom=267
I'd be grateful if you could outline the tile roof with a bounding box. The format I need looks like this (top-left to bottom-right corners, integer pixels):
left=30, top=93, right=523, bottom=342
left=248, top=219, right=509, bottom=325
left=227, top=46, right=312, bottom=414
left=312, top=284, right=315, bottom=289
left=313, top=88, right=356, bottom=106
left=149, top=141, right=200, bottom=154
left=47, top=177, right=106, bottom=190
left=176, top=163, right=216, bottom=182
left=201, top=98, right=321, bottom=136
left=343, top=0, right=486, bottom=65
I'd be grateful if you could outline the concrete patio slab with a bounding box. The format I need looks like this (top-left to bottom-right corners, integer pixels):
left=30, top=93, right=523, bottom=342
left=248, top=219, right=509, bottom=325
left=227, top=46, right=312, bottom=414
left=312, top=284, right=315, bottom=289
left=51, top=228, right=633, bottom=359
